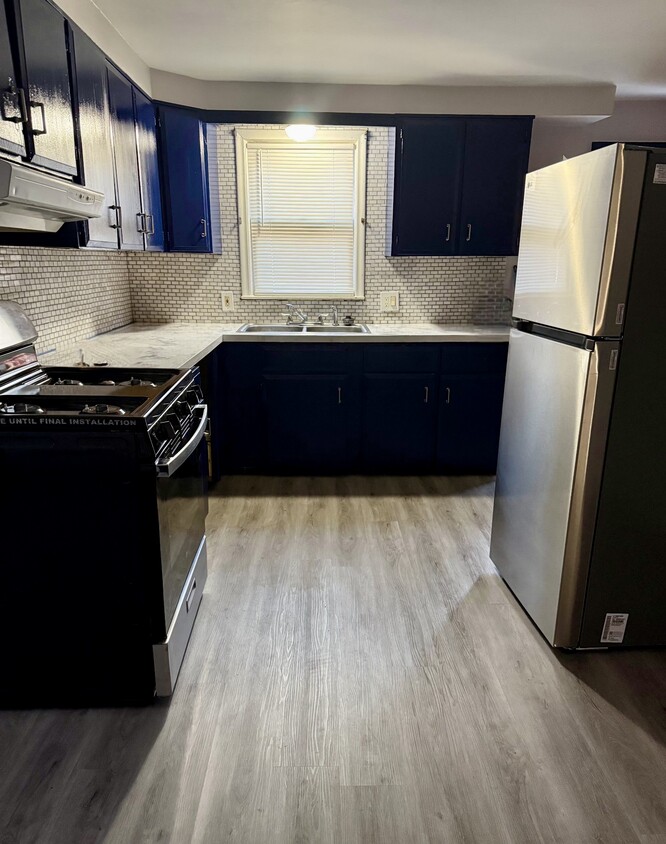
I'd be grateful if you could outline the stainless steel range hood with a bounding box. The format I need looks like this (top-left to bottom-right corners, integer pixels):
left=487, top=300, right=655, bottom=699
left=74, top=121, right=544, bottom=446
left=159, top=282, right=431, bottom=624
left=0, top=159, right=103, bottom=233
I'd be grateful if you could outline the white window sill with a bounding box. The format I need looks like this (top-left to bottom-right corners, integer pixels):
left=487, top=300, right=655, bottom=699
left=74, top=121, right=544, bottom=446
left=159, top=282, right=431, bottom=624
left=240, top=294, right=365, bottom=301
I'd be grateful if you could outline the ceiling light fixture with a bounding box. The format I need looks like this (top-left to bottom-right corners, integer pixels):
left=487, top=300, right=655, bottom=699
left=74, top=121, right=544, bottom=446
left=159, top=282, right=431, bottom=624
left=285, top=124, right=317, bottom=142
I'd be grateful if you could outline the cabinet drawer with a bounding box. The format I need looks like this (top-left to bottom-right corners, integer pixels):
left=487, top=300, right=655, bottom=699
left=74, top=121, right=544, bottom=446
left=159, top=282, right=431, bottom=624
left=260, top=343, right=362, bottom=374
left=440, top=343, right=508, bottom=374
left=363, top=344, right=439, bottom=373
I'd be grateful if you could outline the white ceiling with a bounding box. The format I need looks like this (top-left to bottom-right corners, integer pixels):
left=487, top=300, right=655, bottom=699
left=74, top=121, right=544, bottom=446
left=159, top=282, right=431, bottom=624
left=92, top=0, right=666, bottom=97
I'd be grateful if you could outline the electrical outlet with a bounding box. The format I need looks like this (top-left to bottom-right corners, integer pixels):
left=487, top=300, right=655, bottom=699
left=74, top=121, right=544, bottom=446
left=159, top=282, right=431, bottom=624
left=380, top=291, right=400, bottom=312
left=221, top=292, right=234, bottom=311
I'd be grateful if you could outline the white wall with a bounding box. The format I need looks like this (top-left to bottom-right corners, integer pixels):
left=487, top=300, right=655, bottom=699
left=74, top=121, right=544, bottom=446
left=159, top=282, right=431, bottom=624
left=149, top=72, right=615, bottom=118
left=55, top=0, right=151, bottom=93
left=529, top=99, right=666, bottom=169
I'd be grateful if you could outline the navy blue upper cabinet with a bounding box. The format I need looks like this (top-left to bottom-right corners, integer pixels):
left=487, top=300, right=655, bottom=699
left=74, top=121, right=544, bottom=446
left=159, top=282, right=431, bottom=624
left=158, top=106, right=214, bottom=253
left=71, top=27, right=117, bottom=248
left=0, top=3, right=27, bottom=157
left=75, top=40, right=163, bottom=251
left=388, top=116, right=533, bottom=257
left=134, top=89, right=164, bottom=251
left=390, top=118, right=465, bottom=256
left=457, top=118, right=532, bottom=256
left=18, top=0, right=77, bottom=175
left=106, top=64, right=143, bottom=250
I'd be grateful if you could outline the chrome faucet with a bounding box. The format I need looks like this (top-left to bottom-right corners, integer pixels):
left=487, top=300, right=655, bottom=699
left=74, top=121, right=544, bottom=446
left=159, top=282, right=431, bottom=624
left=282, top=303, right=309, bottom=324
left=316, top=305, right=339, bottom=326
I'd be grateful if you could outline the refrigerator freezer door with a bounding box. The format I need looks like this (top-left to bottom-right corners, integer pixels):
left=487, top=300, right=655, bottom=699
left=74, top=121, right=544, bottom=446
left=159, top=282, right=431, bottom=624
left=490, top=329, right=619, bottom=646
left=513, top=145, right=645, bottom=337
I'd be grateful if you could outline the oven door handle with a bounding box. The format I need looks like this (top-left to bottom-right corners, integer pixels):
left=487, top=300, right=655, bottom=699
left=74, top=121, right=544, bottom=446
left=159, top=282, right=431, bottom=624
left=156, top=405, right=208, bottom=478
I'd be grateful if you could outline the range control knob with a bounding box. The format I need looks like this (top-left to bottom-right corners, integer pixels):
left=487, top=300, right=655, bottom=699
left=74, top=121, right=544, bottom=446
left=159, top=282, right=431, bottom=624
left=186, top=385, right=204, bottom=406
left=174, top=400, right=190, bottom=419
left=158, top=419, right=177, bottom=440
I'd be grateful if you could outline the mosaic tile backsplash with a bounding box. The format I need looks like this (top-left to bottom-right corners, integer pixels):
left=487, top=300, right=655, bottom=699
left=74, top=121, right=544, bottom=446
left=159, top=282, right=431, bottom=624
left=0, top=125, right=511, bottom=350
left=0, top=246, right=131, bottom=354
left=128, top=125, right=512, bottom=325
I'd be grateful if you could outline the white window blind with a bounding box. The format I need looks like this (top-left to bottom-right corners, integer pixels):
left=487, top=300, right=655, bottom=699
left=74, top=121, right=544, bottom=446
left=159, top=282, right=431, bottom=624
left=235, top=129, right=367, bottom=299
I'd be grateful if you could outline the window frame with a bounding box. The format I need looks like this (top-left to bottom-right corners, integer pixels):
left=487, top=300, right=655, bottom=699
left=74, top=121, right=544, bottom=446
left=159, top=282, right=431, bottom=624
left=235, top=127, right=367, bottom=300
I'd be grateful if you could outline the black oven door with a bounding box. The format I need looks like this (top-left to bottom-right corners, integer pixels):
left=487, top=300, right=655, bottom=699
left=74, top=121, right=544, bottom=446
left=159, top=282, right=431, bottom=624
left=154, top=405, right=209, bottom=638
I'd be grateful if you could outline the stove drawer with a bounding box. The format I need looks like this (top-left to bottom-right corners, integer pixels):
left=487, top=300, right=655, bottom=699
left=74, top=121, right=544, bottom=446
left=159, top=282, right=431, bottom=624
left=153, top=535, right=207, bottom=696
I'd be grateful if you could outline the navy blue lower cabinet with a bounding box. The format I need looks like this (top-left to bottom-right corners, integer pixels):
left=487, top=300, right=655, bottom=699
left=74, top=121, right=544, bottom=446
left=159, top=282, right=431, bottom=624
left=198, top=347, right=223, bottom=483
left=261, top=374, right=360, bottom=474
left=362, top=373, right=438, bottom=472
left=437, top=373, right=506, bottom=474
left=221, top=342, right=507, bottom=475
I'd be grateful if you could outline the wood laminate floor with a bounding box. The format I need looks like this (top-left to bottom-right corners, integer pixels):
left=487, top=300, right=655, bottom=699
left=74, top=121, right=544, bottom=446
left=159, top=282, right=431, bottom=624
left=1, top=476, right=665, bottom=844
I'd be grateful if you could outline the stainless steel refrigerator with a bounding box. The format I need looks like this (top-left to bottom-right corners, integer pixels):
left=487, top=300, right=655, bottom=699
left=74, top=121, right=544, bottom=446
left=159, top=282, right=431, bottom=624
left=490, top=143, right=666, bottom=649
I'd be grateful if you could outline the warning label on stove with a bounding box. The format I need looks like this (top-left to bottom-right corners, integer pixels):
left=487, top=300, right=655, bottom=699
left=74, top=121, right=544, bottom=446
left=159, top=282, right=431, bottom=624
left=0, top=416, right=138, bottom=427
left=600, top=613, right=629, bottom=644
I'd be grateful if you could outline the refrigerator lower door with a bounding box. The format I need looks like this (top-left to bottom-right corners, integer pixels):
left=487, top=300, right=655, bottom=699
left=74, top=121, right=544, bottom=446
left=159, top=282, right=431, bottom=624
left=490, top=329, right=619, bottom=647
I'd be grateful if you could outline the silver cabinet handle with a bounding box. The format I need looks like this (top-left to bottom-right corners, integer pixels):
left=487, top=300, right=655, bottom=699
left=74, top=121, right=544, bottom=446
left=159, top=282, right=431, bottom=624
left=466, top=224, right=472, bottom=242
left=108, top=205, right=121, bottom=229
left=201, top=218, right=207, bottom=238
left=1, top=83, right=27, bottom=123
left=30, top=100, right=47, bottom=135
left=446, top=387, right=451, bottom=404
left=338, top=387, right=342, bottom=405
left=424, top=386, right=429, bottom=403
left=136, top=212, right=145, bottom=233
left=445, top=224, right=451, bottom=242
left=145, top=213, right=155, bottom=236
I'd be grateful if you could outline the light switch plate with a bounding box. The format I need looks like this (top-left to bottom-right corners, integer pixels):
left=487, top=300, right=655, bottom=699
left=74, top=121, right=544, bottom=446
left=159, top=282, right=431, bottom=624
left=222, top=292, right=235, bottom=311
left=380, top=291, right=400, bottom=312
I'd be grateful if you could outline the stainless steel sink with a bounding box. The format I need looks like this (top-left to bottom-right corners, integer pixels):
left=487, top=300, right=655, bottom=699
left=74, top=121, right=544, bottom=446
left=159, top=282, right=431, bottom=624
left=237, top=323, right=370, bottom=335
left=238, top=324, right=306, bottom=333
left=305, top=324, right=369, bottom=334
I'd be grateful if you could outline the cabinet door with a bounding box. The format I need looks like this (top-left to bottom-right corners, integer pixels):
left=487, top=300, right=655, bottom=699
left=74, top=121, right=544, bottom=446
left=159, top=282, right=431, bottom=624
left=437, top=373, right=506, bottom=474
left=363, top=373, right=438, bottom=472
left=107, top=64, right=143, bottom=250
left=0, top=3, right=27, bottom=157
left=134, top=88, right=164, bottom=251
left=19, top=0, right=76, bottom=174
left=72, top=27, right=117, bottom=248
left=159, top=106, right=212, bottom=252
left=261, top=374, right=359, bottom=473
left=458, top=117, right=532, bottom=256
left=391, top=118, right=464, bottom=256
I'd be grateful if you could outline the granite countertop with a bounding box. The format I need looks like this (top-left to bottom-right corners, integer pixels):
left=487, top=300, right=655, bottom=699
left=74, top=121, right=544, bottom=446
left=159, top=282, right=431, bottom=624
left=39, top=322, right=510, bottom=370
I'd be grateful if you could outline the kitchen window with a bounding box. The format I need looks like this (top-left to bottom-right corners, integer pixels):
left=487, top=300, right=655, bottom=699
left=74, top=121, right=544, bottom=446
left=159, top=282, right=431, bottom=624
left=235, top=128, right=367, bottom=299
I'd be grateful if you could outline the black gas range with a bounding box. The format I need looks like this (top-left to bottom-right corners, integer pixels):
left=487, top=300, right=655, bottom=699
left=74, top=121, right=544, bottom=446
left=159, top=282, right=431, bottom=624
left=0, top=302, right=209, bottom=706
